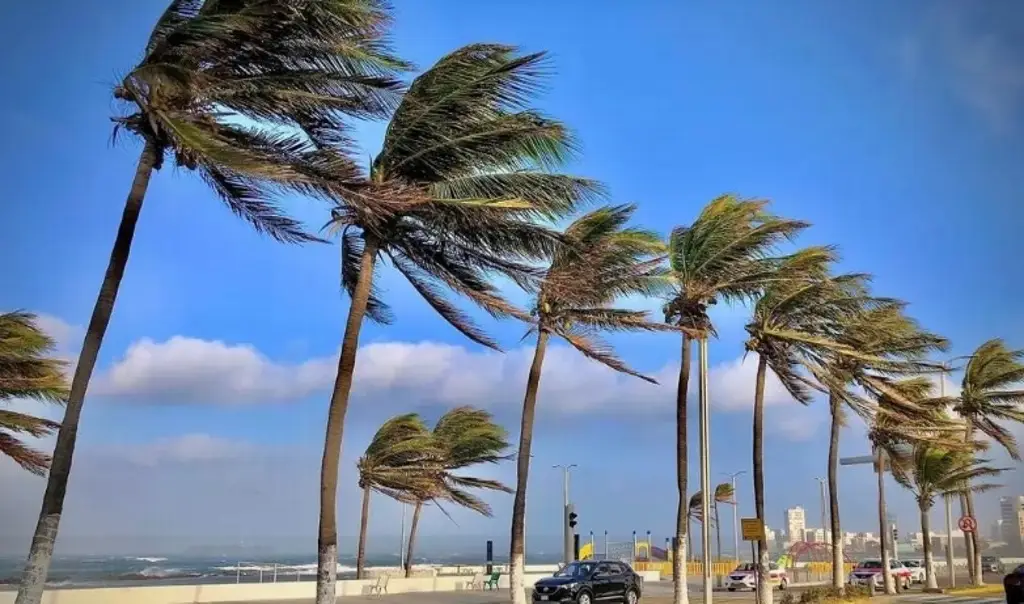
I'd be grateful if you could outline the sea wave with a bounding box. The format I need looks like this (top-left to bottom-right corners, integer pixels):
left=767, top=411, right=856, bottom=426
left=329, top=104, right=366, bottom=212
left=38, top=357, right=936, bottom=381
left=214, top=563, right=358, bottom=575
left=120, top=566, right=204, bottom=580
left=127, top=557, right=168, bottom=563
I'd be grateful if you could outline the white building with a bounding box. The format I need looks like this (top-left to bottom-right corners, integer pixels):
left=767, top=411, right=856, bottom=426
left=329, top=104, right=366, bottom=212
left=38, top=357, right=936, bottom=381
left=1000, top=496, right=1024, bottom=551
left=785, top=506, right=806, bottom=546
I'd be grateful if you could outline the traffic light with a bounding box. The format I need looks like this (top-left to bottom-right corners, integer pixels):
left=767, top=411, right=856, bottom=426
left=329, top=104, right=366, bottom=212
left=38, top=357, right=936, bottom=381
left=892, top=526, right=898, bottom=542
left=569, top=511, right=578, bottom=530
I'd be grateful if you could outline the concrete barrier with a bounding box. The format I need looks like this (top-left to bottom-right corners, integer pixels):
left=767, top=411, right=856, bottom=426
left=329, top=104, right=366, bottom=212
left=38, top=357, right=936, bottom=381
left=0, top=573, right=554, bottom=604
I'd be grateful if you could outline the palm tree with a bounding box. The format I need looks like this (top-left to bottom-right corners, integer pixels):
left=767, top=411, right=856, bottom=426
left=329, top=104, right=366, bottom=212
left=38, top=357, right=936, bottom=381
left=664, top=196, right=810, bottom=604
left=867, top=378, right=967, bottom=594
left=355, top=414, right=440, bottom=579
left=509, top=205, right=668, bottom=604
left=951, top=339, right=1024, bottom=585
left=812, top=305, right=947, bottom=593
left=0, top=312, right=69, bottom=476
left=713, top=482, right=735, bottom=562
left=404, top=407, right=511, bottom=577
left=892, top=443, right=1005, bottom=590
left=319, top=44, right=598, bottom=604
left=16, top=4, right=406, bottom=602
left=746, top=258, right=877, bottom=601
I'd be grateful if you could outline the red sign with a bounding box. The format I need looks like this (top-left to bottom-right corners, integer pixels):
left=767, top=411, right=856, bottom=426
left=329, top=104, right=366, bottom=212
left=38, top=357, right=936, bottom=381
left=958, top=516, right=977, bottom=532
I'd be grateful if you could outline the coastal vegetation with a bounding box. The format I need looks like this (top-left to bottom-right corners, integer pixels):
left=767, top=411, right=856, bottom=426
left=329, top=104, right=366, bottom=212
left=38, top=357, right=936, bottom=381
left=8, top=2, right=1024, bottom=604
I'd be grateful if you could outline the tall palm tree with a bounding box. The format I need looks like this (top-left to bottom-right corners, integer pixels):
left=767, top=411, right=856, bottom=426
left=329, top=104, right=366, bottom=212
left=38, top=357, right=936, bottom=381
left=892, top=443, right=1005, bottom=590
left=813, top=305, right=947, bottom=593
left=404, top=407, right=511, bottom=577
left=713, top=482, right=735, bottom=562
left=355, top=413, right=440, bottom=579
left=867, top=378, right=968, bottom=594
left=319, top=44, right=598, bottom=604
left=744, top=249, right=875, bottom=603
left=509, top=205, right=668, bottom=604
left=0, top=312, right=69, bottom=476
left=951, top=339, right=1024, bottom=585
left=664, top=196, right=810, bottom=604
left=16, top=3, right=406, bottom=602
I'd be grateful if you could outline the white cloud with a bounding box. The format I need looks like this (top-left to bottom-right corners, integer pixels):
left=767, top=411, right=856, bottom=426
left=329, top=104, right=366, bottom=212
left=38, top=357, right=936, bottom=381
left=109, top=433, right=256, bottom=467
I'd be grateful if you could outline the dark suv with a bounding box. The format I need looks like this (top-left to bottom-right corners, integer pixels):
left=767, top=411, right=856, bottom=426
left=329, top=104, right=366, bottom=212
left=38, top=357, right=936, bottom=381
left=532, top=561, right=643, bottom=604
left=982, top=556, right=1005, bottom=574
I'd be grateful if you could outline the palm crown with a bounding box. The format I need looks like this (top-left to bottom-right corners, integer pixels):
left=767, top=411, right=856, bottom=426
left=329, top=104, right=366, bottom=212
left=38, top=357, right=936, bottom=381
left=115, top=0, right=408, bottom=242
left=954, top=339, right=1024, bottom=459
left=357, top=413, right=441, bottom=502
left=528, top=204, right=670, bottom=380
left=0, top=312, right=69, bottom=475
left=328, top=44, right=604, bottom=348
left=664, top=195, right=811, bottom=337
left=892, top=443, right=1005, bottom=510
left=425, top=406, right=513, bottom=515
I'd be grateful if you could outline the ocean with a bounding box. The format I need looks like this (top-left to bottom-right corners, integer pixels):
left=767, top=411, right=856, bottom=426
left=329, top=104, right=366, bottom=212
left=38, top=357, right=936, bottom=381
left=0, top=550, right=562, bottom=590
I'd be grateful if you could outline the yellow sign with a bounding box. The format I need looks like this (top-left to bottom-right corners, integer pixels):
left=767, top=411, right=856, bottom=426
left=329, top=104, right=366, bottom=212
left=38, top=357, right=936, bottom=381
left=741, top=518, right=765, bottom=541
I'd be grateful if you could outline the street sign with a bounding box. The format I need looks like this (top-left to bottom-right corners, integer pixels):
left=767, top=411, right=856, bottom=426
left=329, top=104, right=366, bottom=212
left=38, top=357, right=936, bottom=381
left=839, top=455, right=875, bottom=466
left=741, top=518, right=765, bottom=541
left=958, top=516, right=977, bottom=533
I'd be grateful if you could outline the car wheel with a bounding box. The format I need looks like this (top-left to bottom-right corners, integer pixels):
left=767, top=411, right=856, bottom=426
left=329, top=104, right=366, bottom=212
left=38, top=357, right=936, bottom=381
left=779, top=579, right=788, bottom=591
left=625, top=588, right=639, bottom=604
left=577, top=591, right=593, bottom=604
left=727, top=588, right=736, bottom=592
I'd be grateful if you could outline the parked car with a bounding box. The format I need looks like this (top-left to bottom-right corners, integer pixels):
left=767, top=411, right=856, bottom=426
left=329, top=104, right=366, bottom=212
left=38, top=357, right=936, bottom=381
left=901, top=560, right=926, bottom=584
left=723, top=562, right=788, bottom=592
left=1005, top=564, right=1024, bottom=604
left=532, top=561, right=643, bottom=604
left=848, top=559, right=912, bottom=591
left=982, top=556, right=1005, bottom=574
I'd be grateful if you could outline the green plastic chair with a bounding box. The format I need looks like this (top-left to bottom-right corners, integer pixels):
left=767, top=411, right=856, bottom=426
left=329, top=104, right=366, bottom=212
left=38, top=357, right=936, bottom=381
left=485, top=571, right=501, bottom=590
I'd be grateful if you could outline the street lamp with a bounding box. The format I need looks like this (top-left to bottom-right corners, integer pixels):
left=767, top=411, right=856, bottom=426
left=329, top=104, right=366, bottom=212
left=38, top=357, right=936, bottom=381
left=554, top=464, right=577, bottom=564
left=814, top=477, right=828, bottom=539
left=721, top=471, right=746, bottom=560
left=697, top=339, right=712, bottom=604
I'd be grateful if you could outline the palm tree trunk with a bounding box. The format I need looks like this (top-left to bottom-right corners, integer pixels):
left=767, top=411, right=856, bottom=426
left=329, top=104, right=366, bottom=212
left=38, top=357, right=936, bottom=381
left=960, top=493, right=974, bottom=582
left=921, top=502, right=938, bottom=590
left=876, top=448, right=896, bottom=594
left=316, top=236, right=379, bottom=604
left=673, top=335, right=692, bottom=604
left=15, top=141, right=159, bottom=604
left=714, top=501, right=722, bottom=561
left=752, top=355, right=772, bottom=604
left=356, top=485, right=371, bottom=579
left=688, top=519, right=694, bottom=563
left=963, top=423, right=982, bottom=585
left=405, top=502, right=422, bottom=578
left=510, top=330, right=549, bottom=604
left=826, top=391, right=844, bottom=593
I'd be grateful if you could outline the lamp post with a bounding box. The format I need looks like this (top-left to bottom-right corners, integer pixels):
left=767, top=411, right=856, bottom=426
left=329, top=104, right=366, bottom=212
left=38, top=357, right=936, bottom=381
left=554, top=464, right=577, bottom=564
left=722, top=471, right=746, bottom=560
left=939, top=371, right=955, bottom=587
left=814, top=477, right=828, bottom=541
left=697, top=339, right=712, bottom=604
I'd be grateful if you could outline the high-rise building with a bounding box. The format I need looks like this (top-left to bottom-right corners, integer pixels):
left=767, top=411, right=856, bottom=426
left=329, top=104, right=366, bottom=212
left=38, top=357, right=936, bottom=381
left=1000, top=496, right=1024, bottom=551
left=785, top=506, right=806, bottom=545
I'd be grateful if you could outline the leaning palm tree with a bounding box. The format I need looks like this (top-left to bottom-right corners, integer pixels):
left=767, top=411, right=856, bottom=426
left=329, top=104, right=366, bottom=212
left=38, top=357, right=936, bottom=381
left=509, top=205, right=669, bottom=604
left=867, top=378, right=968, bottom=594
left=355, top=414, right=440, bottom=579
left=664, top=196, right=810, bottom=604
left=319, top=44, right=599, bottom=603
left=404, top=407, right=511, bottom=577
left=812, top=305, right=947, bottom=593
left=744, top=249, right=875, bottom=603
left=712, top=482, right=735, bottom=562
left=951, top=339, right=1024, bottom=584
left=892, top=443, right=1005, bottom=590
left=15, top=3, right=406, bottom=602
left=0, top=312, right=69, bottom=475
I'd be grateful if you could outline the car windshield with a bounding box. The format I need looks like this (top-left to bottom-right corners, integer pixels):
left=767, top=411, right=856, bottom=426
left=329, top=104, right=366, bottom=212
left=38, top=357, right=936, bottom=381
left=904, top=561, right=920, bottom=568
left=554, top=563, right=596, bottom=578
left=858, top=561, right=883, bottom=569
left=734, top=563, right=756, bottom=572
left=982, top=557, right=998, bottom=563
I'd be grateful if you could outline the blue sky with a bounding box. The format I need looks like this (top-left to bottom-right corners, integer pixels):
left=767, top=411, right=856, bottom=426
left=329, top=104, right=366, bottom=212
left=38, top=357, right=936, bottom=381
left=2, top=0, right=1023, bottom=558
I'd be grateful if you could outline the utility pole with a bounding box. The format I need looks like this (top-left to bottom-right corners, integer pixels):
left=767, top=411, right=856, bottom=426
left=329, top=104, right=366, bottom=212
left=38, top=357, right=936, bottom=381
left=399, top=504, right=407, bottom=569
left=722, top=471, right=746, bottom=560
left=554, top=464, right=577, bottom=565
left=697, top=339, right=712, bottom=604
left=940, top=372, right=955, bottom=587
left=815, top=477, right=828, bottom=540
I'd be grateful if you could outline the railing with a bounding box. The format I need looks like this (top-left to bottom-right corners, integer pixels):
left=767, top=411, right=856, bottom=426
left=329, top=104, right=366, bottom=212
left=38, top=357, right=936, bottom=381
left=633, top=561, right=857, bottom=579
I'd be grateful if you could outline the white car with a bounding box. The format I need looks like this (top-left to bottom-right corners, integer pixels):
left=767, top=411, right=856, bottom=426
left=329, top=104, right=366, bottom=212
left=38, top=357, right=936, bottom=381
left=901, top=560, right=926, bottom=584
left=848, top=559, right=912, bottom=591
left=724, top=563, right=788, bottom=592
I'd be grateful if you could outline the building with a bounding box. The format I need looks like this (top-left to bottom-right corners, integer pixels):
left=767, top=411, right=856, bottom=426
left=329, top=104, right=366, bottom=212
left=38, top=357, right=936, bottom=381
left=1000, top=496, right=1024, bottom=551
left=803, top=528, right=832, bottom=544
left=785, top=507, right=806, bottom=546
